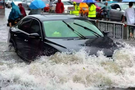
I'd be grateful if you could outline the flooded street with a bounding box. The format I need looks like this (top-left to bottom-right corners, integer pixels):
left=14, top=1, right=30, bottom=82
left=1, top=9, right=135, bottom=90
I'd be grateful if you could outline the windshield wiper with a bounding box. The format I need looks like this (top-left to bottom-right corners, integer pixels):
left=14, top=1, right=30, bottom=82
left=73, top=23, right=101, bottom=37
left=62, top=21, right=87, bottom=39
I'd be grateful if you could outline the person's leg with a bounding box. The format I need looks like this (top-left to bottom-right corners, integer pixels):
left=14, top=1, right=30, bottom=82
left=131, top=26, right=135, bottom=38
left=129, top=27, right=133, bottom=38
left=104, top=13, right=106, bottom=20
left=9, top=22, right=12, bottom=27
left=49, top=7, right=52, bottom=13
left=106, top=12, right=109, bottom=21
left=108, top=11, right=110, bottom=21
left=8, top=19, right=14, bottom=27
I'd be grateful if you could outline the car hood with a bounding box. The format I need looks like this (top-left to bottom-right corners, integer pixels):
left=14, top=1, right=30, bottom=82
left=44, top=37, right=118, bottom=57
left=64, top=5, right=73, bottom=7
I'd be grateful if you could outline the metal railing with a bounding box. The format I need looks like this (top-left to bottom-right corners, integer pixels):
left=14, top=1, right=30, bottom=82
left=88, top=19, right=135, bottom=40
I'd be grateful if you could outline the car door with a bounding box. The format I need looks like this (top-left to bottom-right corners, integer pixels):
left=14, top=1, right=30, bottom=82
left=26, top=18, right=43, bottom=60
left=63, top=1, right=74, bottom=13
left=110, top=4, right=121, bottom=21
left=12, top=18, right=33, bottom=60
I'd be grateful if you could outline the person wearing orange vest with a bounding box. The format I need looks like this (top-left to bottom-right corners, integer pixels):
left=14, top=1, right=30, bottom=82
left=79, top=2, right=89, bottom=17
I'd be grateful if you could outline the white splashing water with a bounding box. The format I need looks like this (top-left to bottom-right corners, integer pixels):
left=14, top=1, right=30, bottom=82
left=0, top=43, right=135, bottom=90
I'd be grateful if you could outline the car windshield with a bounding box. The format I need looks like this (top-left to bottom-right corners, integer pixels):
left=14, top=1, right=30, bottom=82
left=43, top=19, right=103, bottom=38
left=63, top=1, right=72, bottom=5
left=53, top=1, right=72, bottom=5
left=121, top=4, right=129, bottom=10
left=121, top=4, right=135, bottom=10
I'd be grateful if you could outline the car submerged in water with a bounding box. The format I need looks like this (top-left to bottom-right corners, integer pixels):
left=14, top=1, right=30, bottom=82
left=9, top=14, right=118, bottom=61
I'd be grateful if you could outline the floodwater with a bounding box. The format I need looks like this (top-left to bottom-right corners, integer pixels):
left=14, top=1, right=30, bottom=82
left=1, top=9, right=135, bottom=90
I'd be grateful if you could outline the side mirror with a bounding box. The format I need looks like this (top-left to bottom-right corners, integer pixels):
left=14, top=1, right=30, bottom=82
left=116, top=8, right=120, bottom=11
left=102, top=31, right=110, bottom=37
left=29, top=33, right=40, bottom=38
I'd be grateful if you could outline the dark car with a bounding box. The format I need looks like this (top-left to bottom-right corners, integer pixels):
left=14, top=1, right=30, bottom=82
left=9, top=14, right=118, bottom=61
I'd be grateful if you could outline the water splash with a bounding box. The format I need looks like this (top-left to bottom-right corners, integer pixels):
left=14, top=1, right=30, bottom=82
left=0, top=42, right=135, bottom=90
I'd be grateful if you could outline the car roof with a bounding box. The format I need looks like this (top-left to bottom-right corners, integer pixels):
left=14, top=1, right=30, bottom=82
left=26, top=14, right=80, bottom=22
left=109, top=2, right=128, bottom=5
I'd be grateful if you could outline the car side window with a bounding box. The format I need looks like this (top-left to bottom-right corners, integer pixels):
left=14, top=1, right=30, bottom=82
left=115, top=4, right=120, bottom=10
left=112, top=4, right=120, bottom=10
left=18, top=18, right=32, bottom=32
left=53, top=1, right=57, bottom=4
left=29, top=19, right=41, bottom=34
left=111, top=4, right=115, bottom=9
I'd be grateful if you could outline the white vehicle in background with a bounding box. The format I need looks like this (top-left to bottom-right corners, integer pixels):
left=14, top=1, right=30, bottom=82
left=50, top=0, right=74, bottom=13
left=21, top=0, right=33, bottom=10
left=5, top=0, right=22, bottom=8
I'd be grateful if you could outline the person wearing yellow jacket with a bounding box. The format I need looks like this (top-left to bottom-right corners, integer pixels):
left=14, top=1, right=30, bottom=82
left=70, top=2, right=80, bottom=16
left=88, top=3, right=96, bottom=19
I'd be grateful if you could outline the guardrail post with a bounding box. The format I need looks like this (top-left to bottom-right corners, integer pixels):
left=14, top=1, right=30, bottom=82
left=123, top=24, right=128, bottom=40
left=106, top=22, right=107, bottom=31
left=133, top=26, right=135, bottom=39
left=95, top=20, right=99, bottom=28
left=121, top=24, right=123, bottom=39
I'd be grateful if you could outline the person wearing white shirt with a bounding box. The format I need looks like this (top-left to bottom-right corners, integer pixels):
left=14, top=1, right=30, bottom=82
left=122, top=2, right=135, bottom=38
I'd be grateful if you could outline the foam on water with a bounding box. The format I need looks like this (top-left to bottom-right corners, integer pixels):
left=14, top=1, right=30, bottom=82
left=0, top=42, right=135, bottom=90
